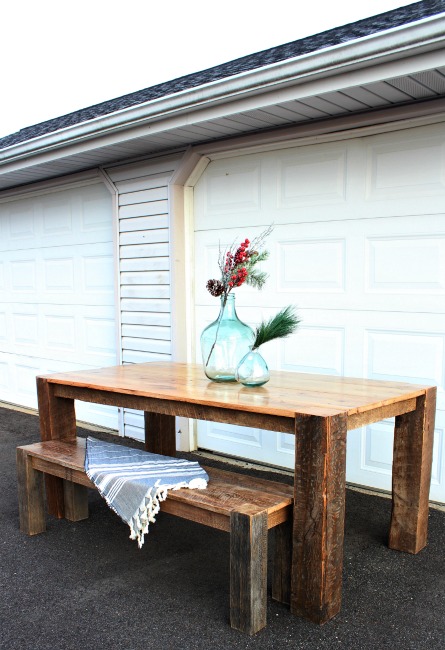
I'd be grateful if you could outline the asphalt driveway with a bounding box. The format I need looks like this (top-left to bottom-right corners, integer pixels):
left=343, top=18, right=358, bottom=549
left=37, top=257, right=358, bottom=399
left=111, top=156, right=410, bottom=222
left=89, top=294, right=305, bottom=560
left=1, top=405, right=444, bottom=650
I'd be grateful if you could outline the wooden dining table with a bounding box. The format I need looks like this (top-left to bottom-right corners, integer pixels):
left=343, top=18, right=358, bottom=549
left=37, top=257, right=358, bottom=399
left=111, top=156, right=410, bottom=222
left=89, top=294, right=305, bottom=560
left=36, top=361, right=436, bottom=625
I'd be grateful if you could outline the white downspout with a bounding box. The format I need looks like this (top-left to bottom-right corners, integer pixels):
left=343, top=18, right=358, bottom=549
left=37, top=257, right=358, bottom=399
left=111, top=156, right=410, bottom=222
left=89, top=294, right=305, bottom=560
left=98, top=166, right=125, bottom=437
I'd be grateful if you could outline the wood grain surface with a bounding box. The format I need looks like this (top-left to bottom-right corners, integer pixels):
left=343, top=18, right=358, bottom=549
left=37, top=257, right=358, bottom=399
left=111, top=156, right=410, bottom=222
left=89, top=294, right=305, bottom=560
left=18, top=438, right=293, bottom=532
left=38, top=362, right=427, bottom=422
left=291, top=412, right=348, bottom=624
left=389, top=388, right=437, bottom=553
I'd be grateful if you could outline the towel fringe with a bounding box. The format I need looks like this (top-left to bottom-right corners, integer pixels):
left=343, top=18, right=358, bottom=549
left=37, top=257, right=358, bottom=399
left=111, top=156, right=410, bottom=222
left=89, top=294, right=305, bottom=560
left=130, top=478, right=208, bottom=548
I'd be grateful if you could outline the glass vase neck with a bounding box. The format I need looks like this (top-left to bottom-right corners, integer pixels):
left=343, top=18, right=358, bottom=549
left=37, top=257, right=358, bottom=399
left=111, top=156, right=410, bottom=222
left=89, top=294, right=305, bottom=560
left=220, top=293, right=237, bottom=318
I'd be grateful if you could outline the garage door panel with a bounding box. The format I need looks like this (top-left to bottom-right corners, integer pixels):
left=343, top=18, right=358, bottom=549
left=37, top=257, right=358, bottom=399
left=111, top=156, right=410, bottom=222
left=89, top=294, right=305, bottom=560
left=75, top=401, right=118, bottom=430
left=45, top=313, right=77, bottom=352
left=0, top=311, right=6, bottom=343
left=431, top=422, right=444, bottom=491
left=365, top=329, right=444, bottom=391
left=277, top=146, right=348, bottom=207
left=346, top=413, right=444, bottom=501
left=195, top=225, right=347, bottom=304
left=0, top=351, right=118, bottom=429
left=7, top=201, right=35, bottom=241
left=0, top=183, right=117, bottom=429
left=14, top=356, right=42, bottom=402
left=0, top=357, right=8, bottom=392
left=197, top=125, right=445, bottom=230
left=1, top=242, right=114, bottom=306
left=13, top=310, right=39, bottom=348
left=353, top=417, right=444, bottom=489
left=342, top=310, right=444, bottom=410
left=1, top=184, right=113, bottom=251
left=194, top=160, right=262, bottom=217
left=197, top=419, right=284, bottom=467
left=194, top=123, right=445, bottom=502
left=196, top=215, right=445, bottom=314
left=0, top=353, right=43, bottom=406
left=10, top=259, right=37, bottom=292
left=366, top=234, right=445, bottom=294
left=280, top=325, right=346, bottom=376
left=363, top=420, right=394, bottom=476
left=41, top=193, right=74, bottom=235
left=277, top=238, right=346, bottom=292
left=365, top=131, right=445, bottom=202
left=0, top=304, right=116, bottom=366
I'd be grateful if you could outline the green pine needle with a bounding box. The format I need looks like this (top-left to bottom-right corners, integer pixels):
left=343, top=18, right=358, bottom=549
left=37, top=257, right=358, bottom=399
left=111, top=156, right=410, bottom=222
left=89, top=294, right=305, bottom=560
left=252, top=306, right=301, bottom=350
left=245, top=270, right=268, bottom=290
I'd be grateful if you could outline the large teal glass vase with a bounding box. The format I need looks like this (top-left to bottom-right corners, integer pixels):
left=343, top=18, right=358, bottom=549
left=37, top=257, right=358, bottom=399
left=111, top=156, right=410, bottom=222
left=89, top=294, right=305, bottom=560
left=200, top=294, right=254, bottom=382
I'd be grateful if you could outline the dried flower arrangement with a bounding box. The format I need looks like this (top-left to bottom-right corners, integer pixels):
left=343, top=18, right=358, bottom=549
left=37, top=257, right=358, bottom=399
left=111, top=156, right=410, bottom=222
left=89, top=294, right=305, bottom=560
left=206, top=225, right=273, bottom=304
left=201, top=225, right=301, bottom=382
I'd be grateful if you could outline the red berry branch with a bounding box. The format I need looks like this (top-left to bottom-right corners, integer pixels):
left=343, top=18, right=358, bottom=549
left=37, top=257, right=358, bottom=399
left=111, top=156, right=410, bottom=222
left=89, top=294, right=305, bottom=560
left=204, top=226, right=273, bottom=367
left=206, top=226, right=272, bottom=302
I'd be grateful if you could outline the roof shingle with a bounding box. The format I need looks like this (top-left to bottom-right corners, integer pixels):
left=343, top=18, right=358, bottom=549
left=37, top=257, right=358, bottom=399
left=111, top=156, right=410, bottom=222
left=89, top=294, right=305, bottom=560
left=1, top=0, right=444, bottom=152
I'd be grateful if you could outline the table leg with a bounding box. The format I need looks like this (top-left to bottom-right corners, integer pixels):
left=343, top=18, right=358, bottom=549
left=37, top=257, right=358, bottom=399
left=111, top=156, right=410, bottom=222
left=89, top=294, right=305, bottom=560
left=389, top=387, right=436, bottom=554
left=291, top=412, right=348, bottom=624
left=37, top=377, right=77, bottom=517
left=144, top=412, right=176, bottom=456
left=271, top=518, right=292, bottom=605
left=63, top=482, right=89, bottom=522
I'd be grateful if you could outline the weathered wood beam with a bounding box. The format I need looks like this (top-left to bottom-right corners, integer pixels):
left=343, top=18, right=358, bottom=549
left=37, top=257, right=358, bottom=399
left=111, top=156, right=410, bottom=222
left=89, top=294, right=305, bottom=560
left=389, top=388, right=436, bottom=554
left=291, top=412, right=348, bottom=624
left=230, top=506, right=268, bottom=634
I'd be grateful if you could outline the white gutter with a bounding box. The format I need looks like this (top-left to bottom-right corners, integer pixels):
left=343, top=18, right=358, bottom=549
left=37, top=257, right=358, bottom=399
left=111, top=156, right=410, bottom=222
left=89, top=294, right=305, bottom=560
left=1, top=14, right=445, bottom=167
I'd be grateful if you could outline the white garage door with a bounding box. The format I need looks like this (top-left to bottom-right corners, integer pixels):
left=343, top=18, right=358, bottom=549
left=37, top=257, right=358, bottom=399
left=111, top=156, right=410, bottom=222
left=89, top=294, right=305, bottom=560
left=0, top=182, right=118, bottom=429
left=193, top=121, right=445, bottom=503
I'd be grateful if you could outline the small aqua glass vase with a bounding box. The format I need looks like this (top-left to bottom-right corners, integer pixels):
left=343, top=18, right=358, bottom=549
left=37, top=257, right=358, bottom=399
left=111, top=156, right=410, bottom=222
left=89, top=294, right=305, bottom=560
left=200, top=294, right=254, bottom=382
left=235, top=347, right=270, bottom=386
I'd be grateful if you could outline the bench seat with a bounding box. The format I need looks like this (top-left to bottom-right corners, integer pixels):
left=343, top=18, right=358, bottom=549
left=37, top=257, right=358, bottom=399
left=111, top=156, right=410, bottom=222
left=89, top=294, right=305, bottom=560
left=17, top=437, right=293, bottom=635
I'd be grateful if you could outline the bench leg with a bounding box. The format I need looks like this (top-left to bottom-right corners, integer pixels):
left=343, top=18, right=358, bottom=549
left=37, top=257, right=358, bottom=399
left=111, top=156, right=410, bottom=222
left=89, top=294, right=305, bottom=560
left=230, top=506, right=268, bottom=635
left=16, top=448, right=46, bottom=535
left=271, top=518, right=292, bottom=605
left=64, top=481, right=89, bottom=521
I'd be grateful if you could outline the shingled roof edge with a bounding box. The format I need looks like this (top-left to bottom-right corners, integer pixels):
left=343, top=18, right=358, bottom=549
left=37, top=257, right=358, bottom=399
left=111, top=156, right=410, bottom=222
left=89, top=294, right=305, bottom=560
left=0, top=0, right=444, bottom=152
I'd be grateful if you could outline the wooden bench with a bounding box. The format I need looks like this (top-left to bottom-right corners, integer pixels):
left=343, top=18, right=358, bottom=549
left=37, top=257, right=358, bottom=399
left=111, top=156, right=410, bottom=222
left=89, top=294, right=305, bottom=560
left=17, top=437, right=293, bottom=635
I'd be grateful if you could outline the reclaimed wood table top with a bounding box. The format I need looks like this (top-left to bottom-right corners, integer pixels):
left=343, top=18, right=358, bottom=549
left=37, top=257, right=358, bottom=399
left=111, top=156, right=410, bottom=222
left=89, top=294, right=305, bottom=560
left=41, top=361, right=428, bottom=424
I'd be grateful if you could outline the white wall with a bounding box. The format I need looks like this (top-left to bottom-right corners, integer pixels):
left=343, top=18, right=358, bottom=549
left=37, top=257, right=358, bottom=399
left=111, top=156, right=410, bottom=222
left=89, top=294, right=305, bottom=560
left=106, top=153, right=182, bottom=439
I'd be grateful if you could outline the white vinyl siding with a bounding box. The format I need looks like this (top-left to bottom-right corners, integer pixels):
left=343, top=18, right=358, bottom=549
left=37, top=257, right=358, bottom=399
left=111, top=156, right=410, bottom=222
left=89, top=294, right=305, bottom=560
left=106, top=154, right=182, bottom=439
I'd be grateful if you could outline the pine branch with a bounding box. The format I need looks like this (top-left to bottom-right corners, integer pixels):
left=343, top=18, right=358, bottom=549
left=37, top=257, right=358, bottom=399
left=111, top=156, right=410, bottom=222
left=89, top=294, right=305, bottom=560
left=252, top=306, right=301, bottom=350
left=211, top=226, right=273, bottom=299
left=249, top=250, right=270, bottom=264
left=245, top=270, right=268, bottom=290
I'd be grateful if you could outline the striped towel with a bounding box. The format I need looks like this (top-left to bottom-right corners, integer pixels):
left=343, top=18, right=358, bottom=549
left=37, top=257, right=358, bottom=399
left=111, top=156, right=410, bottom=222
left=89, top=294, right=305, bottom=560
left=84, top=437, right=208, bottom=548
